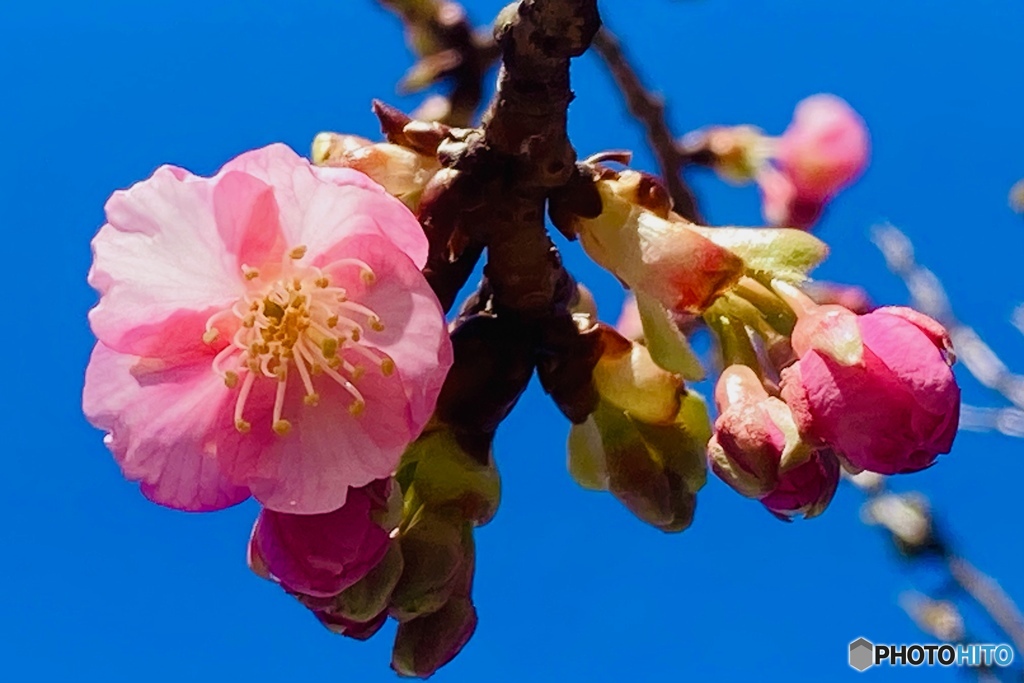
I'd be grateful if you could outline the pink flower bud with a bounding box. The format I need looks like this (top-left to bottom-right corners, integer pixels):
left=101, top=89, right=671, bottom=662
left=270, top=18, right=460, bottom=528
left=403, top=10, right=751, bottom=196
left=760, top=449, right=840, bottom=520
left=756, top=166, right=823, bottom=230
left=775, top=94, right=869, bottom=203
left=781, top=306, right=960, bottom=474
left=707, top=366, right=814, bottom=500
left=248, top=479, right=394, bottom=599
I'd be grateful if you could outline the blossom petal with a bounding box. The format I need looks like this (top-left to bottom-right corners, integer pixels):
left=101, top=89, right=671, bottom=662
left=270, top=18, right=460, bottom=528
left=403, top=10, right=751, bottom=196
left=220, top=143, right=428, bottom=268
left=90, top=166, right=241, bottom=357
left=220, top=358, right=415, bottom=514
left=213, top=171, right=287, bottom=270
left=323, top=234, right=453, bottom=430
left=83, top=343, right=251, bottom=511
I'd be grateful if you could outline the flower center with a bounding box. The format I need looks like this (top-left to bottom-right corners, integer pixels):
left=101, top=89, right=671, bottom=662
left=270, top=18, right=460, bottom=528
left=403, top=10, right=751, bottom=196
left=203, top=246, right=394, bottom=436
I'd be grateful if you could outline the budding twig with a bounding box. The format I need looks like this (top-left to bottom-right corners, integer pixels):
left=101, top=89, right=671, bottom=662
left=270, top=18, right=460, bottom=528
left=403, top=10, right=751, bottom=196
left=591, top=27, right=702, bottom=222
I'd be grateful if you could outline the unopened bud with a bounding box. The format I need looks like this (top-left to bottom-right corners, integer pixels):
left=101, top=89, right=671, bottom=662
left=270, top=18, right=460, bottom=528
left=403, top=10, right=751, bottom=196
left=400, top=428, right=501, bottom=526
left=568, top=394, right=710, bottom=532
left=314, top=137, right=442, bottom=211
left=570, top=171, right=745, bottom=316
left=332, top=542, right=405, bottom=624
left=390, top=511, right=471, bottom=621
left=700, top=125, right=771, bottom=183
left=392, top=596, right=478, bottom=678
left=311, top=132, right=373, bottom=165
left=592, top=327, right=684, bottom=425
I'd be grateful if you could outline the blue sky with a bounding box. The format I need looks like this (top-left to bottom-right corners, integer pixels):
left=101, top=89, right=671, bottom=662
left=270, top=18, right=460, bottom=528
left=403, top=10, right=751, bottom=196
left=1, top=0, right=1022, bottom=680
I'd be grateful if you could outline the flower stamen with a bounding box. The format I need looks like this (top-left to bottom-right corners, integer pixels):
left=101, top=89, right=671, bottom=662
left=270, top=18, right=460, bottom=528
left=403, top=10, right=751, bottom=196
left=206, top=255, right=389, bottom=436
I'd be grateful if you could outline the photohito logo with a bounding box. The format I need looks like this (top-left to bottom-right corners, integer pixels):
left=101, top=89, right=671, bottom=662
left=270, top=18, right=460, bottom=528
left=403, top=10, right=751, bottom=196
left=848, top=638, right=1015, bottom=672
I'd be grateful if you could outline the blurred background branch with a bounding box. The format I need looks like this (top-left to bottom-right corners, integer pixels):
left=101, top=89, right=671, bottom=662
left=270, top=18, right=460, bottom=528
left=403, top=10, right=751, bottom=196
left=376, top=0, right=499, bottom=126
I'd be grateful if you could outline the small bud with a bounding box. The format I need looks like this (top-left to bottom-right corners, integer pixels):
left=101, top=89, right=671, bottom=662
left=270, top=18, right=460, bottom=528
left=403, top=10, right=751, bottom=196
left=569, top=171, right=745, bottom=316
left=592, top=328, right=684, bottom=425
left=311, top=132, right=373, bottom=165
left=400, top=428, right=501, bottom=526
left=568, top=395, right=710, bottom=533
left=708, top=366, right=816, bottom=500
left=312, top=135, right=441, bottom=211
left=390, top=511, right=470, bottom=621
left=391, top=596, right=478, bottom=678
left=700, top=125, right=771, bottom=183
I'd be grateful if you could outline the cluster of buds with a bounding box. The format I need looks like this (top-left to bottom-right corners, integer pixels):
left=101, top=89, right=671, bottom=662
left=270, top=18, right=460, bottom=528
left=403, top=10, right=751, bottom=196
left=567, top=317, right=709, bottom=532
left=556, top=162, right=959, bottom=523
left=685, top=94, right=870, bottom=229
left=249, top=421, right=497, bottom=677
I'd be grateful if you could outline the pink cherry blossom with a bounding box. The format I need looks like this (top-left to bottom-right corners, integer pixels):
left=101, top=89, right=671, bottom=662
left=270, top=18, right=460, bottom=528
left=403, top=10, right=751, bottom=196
left=781, top=306, right=960, bottom=474
left=83, top=144, right=453, bottom=514
left=775, top=94, right=869, bottom=203
left=247, top=479, right=392, bottom=598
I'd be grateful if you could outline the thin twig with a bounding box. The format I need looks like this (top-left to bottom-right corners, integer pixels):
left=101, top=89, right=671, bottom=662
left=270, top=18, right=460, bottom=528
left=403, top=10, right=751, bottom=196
left=950, top=556, right=1024, bottom=656
left=851, top=472, right=1024, bottom=678
left=591, top=27, right=701, bottom=222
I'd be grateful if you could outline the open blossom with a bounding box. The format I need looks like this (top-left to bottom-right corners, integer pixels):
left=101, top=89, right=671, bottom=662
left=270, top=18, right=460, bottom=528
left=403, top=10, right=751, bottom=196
left=707, top=365, right=838, bottom=519
left=83, top=144, right=453, bottom=514
left=247, top=478, right=393, bottom=598
left=781, top=305, right=960, bottom=474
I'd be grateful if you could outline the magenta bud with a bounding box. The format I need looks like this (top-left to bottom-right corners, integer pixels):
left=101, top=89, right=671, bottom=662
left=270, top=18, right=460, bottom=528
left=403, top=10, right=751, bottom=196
left=782, top=306, right=960, bottom=474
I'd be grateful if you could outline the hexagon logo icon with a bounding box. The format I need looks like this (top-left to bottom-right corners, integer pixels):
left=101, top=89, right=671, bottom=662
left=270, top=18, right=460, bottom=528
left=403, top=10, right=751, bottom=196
left=849, top=637, right=875, bottom=672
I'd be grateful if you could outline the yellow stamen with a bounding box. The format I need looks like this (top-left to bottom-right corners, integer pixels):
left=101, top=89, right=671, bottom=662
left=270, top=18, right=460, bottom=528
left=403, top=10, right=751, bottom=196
left=289, top=245, right=308, bottom=260
left=202, top=328, right=220, bottom=344
left=273, top=419, right=292, bottom=436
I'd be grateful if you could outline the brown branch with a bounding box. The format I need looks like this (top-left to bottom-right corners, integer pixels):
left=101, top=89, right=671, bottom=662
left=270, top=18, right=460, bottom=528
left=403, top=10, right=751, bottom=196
left=591, top=27, right=701, bottom=222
